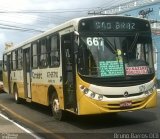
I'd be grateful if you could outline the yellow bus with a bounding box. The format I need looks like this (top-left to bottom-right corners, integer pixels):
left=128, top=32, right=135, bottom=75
left=2, top=15, right=157, bottom=120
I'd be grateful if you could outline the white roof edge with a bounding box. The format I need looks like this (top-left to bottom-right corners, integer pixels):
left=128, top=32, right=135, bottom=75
left=3, top=15, right=147, bottom=54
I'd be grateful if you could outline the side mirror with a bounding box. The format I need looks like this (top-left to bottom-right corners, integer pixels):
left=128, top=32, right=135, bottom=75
left=74, top=31, right=79, bottom=36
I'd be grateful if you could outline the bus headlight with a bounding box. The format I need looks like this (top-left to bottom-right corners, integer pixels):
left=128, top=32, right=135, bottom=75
left=90, top=92, right=95, bottom=98
left=80, top=85, right=104, bottom=101
left=98, top=94, right=103, bottom=100
left=144, top=90, right=150, bottom=96
left=83, top=88, right=89, bottom=94
left=144, top=86, right=156, bottom=96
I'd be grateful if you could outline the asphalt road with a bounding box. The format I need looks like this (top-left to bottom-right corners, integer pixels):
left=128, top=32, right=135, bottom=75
left=0, top=92, right=160, bottom=139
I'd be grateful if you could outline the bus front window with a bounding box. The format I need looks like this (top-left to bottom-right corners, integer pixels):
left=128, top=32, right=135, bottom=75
left=78, top=35, right=154, bottom=78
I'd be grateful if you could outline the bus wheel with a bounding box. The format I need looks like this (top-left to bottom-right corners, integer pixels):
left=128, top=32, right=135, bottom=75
left=14, top=86, right=21, bottom=104
left=51, top=94, right=65, bottom=121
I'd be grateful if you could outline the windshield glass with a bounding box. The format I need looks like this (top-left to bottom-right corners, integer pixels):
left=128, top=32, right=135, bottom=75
left=78, top=34, right=154, bottom=78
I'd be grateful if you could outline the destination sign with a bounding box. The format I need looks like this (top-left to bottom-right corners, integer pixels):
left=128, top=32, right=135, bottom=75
left=93, top=21, right=135, bottom=31
left=79, top=17, right=150, bottom=32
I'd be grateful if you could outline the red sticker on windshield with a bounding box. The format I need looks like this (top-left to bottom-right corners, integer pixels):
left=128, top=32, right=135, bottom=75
left=126, top=66, right=149, bottom=75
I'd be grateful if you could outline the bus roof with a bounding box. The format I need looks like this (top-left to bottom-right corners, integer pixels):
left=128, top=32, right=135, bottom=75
left=3, top=17, right=80, bottom=54
left=3, top=15, right=148, bottom=54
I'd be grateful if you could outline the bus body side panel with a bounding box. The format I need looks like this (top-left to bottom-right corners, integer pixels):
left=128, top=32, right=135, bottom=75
left=31, top=67, right=64, bottom=106
left=3, top=54, right=12, bottom=94
left=9, top=71, right=20, bottom=93
left=10, top=70, right=25, bottom=98
left=31, top=83, right=49, bottom=105
left=17, top=81, right=25, bottom=98
left=31, top=68, right=48, bottom=105
left=3, top=71, right=9, bottom=93
left=31, top=83, right=64, bottom=106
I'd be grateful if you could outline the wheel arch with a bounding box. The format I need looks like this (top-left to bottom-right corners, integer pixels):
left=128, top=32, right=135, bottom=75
left=48, top=85, right=58, bottom=106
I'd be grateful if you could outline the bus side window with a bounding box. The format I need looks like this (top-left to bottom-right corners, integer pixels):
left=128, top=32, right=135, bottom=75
left=40, top=39, right=48, bottom=68
left=3, top=55, right=7, bottom=71
left=32, top=43, right=38, bottom=68
left=17, top=48, right=22, bottom=70
left=49, top=35, right=60, bottom=67
left=11, top=51, right=17, bottom=71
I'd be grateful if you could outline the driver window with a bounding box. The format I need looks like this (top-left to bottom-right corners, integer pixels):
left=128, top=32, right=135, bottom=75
left=136, top=44, right=145, bottom=61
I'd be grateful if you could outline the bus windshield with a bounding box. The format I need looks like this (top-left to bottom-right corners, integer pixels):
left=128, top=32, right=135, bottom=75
left=78, top=34, right=154, bottom=78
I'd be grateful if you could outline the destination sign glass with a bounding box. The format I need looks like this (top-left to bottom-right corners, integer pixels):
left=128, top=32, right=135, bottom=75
left=93, top=21, right=135, bottom=31
left=79, top=17, right=150, bottom=32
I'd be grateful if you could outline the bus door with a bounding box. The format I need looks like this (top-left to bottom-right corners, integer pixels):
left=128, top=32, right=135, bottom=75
left=7, top=54, right=11, bottom=94
left=61, top=33, right=77, bottom=111
left=23, top=46, right=32, bottom=99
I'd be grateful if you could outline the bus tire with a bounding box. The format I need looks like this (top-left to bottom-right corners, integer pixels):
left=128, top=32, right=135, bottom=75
left=14, top=86, right=21, bottom=104
left=51, top=94, right=65, bottom=121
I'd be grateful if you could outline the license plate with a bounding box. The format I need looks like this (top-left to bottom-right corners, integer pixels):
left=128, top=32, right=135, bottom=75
left=120, top=101, right=132, bottom=107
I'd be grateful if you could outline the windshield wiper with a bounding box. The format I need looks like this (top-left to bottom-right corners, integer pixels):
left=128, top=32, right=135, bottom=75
left=104, top=38, right=117, bottom=54
left=129, top=32, right=139, bottom=52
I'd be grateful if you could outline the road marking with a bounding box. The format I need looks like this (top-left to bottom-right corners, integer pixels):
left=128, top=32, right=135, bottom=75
left=0, top=113, right=41, bottom=139
left=0, top=104, right=65, bottom=139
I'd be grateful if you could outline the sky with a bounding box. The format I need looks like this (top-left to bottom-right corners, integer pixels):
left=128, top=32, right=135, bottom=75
left=0, top=0, right=132, bottom=59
